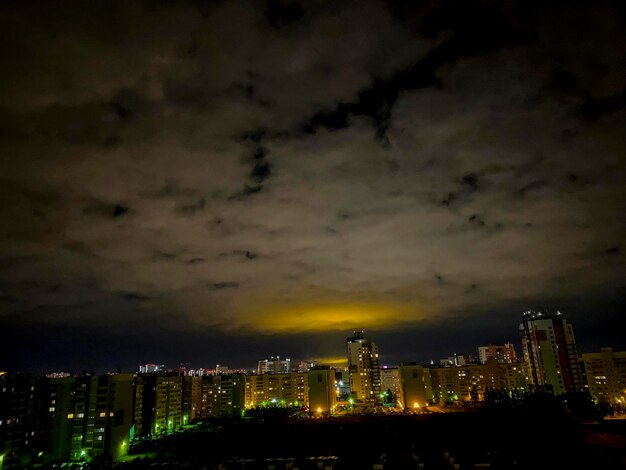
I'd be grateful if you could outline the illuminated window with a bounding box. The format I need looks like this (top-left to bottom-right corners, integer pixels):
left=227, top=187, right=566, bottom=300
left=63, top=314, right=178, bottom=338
left=99, top=412, right=106, bottom=417
left=67, top=413, right=74, bottom=419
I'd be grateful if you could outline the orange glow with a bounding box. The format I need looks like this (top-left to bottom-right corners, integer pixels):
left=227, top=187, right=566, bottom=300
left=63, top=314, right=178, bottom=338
left=251, top=303, right=423, bottom=333
left=314, top=356, right=348, bottom=367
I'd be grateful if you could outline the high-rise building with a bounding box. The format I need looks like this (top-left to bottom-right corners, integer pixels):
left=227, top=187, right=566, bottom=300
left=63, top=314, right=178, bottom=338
left=478, top=344, right=518, bottom=364
left=154, top=376, right=183, bottom=433
left=582, top=347, right=626, bottom=405
left=0, top=374, right=37, bottom=469
left=200, top=374, right=245, bottom=418
left=257, top=357, right=291, bottom=374
left=38, top=377, right=76, bottom=462
left=346, top=331, right=381, bottom=403
left=66, top=374, right=134, bottom=461
left=520, top=310, right=583, bottom=394
left=132, top=375, right=156, bottom=438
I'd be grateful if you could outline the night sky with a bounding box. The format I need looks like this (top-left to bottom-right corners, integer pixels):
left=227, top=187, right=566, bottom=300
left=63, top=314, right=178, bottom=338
left=1, top=1, right=625, bottom=374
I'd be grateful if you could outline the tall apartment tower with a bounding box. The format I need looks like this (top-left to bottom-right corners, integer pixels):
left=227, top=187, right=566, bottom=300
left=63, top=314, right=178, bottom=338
left=519, top=310, right=583, bottom=394
left=346, top=330, right=381, bottom=403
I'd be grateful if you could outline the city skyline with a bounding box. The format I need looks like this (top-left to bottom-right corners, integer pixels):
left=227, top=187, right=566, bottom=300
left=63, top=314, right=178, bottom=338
left=1, top=0, right=625, bottom=374
left=4, top=311, right=622, bottom=376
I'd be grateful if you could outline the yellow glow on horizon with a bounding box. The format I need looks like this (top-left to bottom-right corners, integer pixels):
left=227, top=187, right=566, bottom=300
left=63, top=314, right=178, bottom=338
left=252, top=303, right=422, bottom=333
left=314, top=356, right=348, bottom=367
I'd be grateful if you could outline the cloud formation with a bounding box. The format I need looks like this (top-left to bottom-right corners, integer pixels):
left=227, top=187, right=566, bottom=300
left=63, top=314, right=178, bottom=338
left=0, top=0, right=625, bottom=371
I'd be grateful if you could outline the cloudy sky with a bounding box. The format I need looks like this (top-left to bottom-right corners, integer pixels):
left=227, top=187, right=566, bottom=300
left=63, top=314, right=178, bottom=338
left=1, top=0, right=625, bottom=373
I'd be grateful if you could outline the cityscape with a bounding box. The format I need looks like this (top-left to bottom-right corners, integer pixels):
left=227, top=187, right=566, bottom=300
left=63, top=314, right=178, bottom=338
left=2, top=310, right=626, bottom=468
left=1, top=0, right=625, bottom=469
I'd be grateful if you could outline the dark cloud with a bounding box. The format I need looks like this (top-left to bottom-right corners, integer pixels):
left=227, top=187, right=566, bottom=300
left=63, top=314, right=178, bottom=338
left=209, top=282, right=240, bottom=290
left=122, top=292, right=149, bottom=302
left=251, top=161, right=272, bottom=182
left=177, top=198, right=206, bottom=216
left=153, top=251, right=177, bottom=261
left=461, top=173, right=479, bottom=191
left=581, top=90, right=626, bottom=120
left=63, top=241, right=96, bottom=258
left=0, top=0, right=625, bottom=372
left=113, top=204, right=129, bottom=217
left=265, top=0, right=305, bottom=29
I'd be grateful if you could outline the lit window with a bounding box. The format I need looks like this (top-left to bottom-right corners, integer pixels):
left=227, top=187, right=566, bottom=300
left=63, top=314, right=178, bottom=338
left=67, top=413, right=74, bottom=419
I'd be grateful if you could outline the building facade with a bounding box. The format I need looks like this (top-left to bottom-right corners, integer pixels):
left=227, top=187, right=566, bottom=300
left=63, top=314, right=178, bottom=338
left=244, top=372, right=307, bottom=408
left=398, top=364, right=428, bottom=409
left=0, top=374, right=37, bottom=469
left=257, top=357, right=291, bottom=375
left=478, top=344, right=518, bottom=364
left=346, top=331, right=381, bottom=403
left=307, top=368, right=337, bottom=413
left=380, top=367, right=401, bottom=402
left=520, top=310, right=584, bottom=394
left=427, top=362, right=529, bottom=404
left=582, top=348, right=626, bottom=405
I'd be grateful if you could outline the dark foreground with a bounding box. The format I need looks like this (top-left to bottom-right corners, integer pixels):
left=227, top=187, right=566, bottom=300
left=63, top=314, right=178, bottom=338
left=52, top=411, right=626, bottom=469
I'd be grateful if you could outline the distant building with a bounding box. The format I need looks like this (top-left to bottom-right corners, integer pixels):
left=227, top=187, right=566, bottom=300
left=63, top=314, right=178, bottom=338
left=380, top=367, right=401, bottom=401
left=439, top=354, right=475, bottom=367
left=520, top=310, right=584, bottom=394
left=257, top=357, right=291, bottom=374
left=215, top=364, right=229, bottom=374
left=346, top=331, right=381, bottom=403
left=478, top=344, right=518, bottom=364
left=582, top=347, right=626, bottom=405
left=297, top=360, right=319, bottom=373
left=138, top=364, right=164, bottom=374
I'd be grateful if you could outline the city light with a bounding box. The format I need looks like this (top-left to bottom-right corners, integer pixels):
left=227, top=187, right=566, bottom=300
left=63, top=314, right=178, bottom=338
left=413, top=402, right=420, bottom=409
